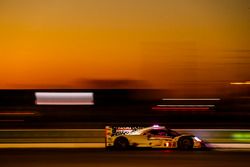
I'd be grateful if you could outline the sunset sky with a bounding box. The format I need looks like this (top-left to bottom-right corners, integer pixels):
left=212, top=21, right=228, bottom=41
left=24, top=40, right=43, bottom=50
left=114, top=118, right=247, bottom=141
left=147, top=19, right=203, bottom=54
left=0, top=0, right=249, bottom=91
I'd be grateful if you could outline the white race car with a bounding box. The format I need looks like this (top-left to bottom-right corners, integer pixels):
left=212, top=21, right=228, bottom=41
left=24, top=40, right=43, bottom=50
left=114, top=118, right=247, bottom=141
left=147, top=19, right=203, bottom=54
left=105, top=125, right=206, bottom=150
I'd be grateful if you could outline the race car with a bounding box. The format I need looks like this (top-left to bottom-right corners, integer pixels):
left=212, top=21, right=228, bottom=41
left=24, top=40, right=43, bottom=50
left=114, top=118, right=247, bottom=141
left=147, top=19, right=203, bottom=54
left=105, top=125, right=206, bottom=150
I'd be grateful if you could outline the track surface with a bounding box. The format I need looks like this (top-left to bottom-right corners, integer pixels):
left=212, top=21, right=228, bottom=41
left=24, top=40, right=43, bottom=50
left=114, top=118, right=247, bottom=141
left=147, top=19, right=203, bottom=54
left=0, top=149, right=249, bottom=167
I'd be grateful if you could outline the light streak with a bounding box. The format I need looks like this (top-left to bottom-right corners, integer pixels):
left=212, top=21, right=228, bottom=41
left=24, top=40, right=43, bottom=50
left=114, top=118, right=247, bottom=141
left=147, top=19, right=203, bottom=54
left=152, top=107, right=210, bottom=111
left=162, top=98, right=221, bottom=101
left=156, top=105, right=215, bottom=107
left=230, top=81, right=250, bottom=85
left=35, top=92, right=94, bottom=105
left=0, top=112, right=35, bottom=115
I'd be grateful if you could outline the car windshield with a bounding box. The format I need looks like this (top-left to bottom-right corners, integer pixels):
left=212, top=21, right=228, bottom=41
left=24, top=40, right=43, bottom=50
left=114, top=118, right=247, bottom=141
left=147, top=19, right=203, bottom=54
left=142, top=128, right=181, bottom=137
left=167, top=129, right=180, bottom=137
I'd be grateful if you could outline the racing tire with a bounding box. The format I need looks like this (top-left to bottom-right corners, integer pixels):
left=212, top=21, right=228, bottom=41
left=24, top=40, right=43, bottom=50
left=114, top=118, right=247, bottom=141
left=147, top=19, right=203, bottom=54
left=178, top=137, right=194, bottom=150
left=114, top=137, right=129, bottom=150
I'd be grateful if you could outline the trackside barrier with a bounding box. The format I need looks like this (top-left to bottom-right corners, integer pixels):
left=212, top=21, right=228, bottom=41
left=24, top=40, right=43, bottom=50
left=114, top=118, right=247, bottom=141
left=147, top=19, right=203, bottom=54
left=0, top=129, right=249, bottom=143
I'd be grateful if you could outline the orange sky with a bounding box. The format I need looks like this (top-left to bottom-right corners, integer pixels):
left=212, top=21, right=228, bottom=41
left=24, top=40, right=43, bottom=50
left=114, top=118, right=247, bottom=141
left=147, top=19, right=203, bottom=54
left=0, top=0, right=249, bottom=91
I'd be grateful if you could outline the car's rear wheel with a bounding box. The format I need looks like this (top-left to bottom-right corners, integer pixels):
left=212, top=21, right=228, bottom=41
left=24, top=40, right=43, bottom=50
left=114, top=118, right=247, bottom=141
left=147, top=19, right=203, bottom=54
left=114, top=137, right=129, bottom=150
left=178, top=137, right=194, bottom=150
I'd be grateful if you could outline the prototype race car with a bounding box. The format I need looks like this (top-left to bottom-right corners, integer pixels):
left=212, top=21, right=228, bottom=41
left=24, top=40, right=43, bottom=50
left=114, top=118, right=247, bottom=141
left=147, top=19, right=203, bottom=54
left=105, top=125, right=206, bottom=150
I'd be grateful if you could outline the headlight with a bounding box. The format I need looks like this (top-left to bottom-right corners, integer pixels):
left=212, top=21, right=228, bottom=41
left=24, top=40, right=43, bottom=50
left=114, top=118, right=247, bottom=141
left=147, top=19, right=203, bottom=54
left=194, top=137, right=202, bottom=142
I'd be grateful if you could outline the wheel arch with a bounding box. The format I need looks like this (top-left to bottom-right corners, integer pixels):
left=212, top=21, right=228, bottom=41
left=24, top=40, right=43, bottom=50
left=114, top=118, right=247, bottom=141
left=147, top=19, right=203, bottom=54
left=177, top=136, right=194, bottom=150
left=114, top=136, right=130, bottom=149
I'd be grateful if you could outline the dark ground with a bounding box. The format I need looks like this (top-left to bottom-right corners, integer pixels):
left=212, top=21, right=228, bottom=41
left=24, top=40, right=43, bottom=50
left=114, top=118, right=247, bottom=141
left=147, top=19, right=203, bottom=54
left=0, top=148, right=249, bottom=167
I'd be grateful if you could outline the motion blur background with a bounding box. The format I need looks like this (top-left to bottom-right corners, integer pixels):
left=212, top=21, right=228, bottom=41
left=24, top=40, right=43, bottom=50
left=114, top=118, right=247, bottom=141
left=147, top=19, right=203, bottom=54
left=0, top=0, right=250, bottom=153
left=0, top=0, right=249, bottom=95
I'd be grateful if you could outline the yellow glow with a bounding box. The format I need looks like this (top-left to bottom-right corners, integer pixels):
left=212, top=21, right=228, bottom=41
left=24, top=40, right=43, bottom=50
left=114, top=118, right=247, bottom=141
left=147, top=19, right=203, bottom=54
left=230, top=81, right=250, bottom=85
left=0, top=0, right=249, bottom=91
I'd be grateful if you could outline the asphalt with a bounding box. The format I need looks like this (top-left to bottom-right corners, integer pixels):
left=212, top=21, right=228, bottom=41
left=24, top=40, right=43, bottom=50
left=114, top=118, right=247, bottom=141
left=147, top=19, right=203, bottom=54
left=0, top=148, right=249, bottom=167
